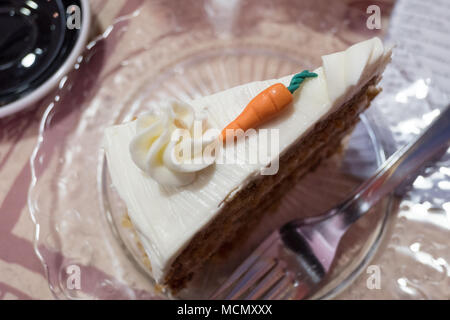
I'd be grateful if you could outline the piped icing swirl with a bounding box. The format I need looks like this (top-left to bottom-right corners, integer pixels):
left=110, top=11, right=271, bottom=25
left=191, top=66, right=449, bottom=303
left=129, top=99, right=218, bottom=187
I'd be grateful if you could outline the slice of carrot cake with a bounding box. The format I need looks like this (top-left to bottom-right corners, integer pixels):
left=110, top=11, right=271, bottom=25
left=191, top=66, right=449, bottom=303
left=103, top=37, right=392, bottom=291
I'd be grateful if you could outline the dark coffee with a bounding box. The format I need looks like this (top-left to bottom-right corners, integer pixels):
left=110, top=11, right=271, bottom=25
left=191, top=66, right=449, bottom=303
left=0, top=0, right=82, bottom=107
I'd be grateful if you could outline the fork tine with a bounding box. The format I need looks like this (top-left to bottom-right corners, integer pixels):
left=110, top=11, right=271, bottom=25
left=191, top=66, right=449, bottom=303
left=263, top=275, right=292, bottom=300
left=244, top=264, right=285, bottom=300
left=225, top=258, right=277, bottom=299
left=210, top=232, right=280, bottom=299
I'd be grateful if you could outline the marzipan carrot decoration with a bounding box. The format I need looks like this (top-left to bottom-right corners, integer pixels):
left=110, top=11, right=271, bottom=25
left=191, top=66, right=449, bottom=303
left=221, top=70, right=317, bottom=141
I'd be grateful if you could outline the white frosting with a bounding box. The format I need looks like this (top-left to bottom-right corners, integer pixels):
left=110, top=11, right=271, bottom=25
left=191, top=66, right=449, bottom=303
left=322, top=37, right=384, bottom=103
left=103, top=37, right=392, bottom=283
left=129, top=99, right=218, bottom=187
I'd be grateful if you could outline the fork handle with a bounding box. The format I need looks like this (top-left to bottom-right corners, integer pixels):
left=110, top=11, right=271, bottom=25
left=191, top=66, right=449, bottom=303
left=343, top=106, right=450, bottom=223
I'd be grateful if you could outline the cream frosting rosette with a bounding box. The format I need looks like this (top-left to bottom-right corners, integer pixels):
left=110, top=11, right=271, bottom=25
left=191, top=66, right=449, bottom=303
left=130, top=99, right=218, bottom=187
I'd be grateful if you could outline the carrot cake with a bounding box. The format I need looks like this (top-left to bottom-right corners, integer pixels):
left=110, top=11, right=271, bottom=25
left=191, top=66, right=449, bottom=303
left=103, top=37, right=392, bottom=291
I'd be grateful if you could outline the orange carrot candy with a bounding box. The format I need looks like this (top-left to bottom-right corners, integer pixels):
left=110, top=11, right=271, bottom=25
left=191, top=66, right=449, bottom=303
left=221, top=70, right=317, bottom=141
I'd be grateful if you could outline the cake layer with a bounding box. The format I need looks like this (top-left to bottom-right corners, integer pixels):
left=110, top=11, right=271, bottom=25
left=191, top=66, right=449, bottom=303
left=103, top=37, right=392, bottom=284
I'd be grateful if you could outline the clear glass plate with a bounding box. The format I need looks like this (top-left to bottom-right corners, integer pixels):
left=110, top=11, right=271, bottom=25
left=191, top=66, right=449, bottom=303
left=28, top=1, right=449, bottom=299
